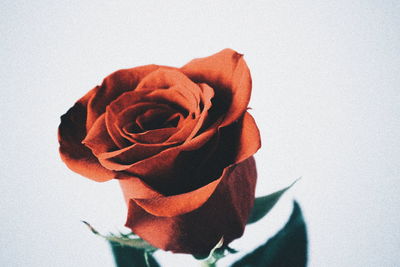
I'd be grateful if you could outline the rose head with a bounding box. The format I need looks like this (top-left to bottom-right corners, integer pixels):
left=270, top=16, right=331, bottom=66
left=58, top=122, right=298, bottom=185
left=58, top=49, right=261, bottom=254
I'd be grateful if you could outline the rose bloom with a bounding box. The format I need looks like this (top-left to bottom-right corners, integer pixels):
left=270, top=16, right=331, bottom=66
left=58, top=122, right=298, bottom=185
left=58, top=49, right=261, bottom=255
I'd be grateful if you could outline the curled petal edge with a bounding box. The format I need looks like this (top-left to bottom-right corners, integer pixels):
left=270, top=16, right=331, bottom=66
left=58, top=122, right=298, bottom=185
left=132, top=170, right=224, bottom=217
left=181, top=48, right=252, bottom=128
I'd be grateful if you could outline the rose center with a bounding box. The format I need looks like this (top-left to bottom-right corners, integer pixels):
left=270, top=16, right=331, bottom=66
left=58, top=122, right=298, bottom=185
left=124, top=107, right=181, bottom=134
left=137, top=112, right=179, bottom=131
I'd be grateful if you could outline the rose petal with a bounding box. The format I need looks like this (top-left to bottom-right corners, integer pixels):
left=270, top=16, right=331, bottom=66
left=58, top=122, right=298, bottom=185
left=58, top=88, right=115, bottom=182
left=133, top=167, right=226, bottom=217
left=89, top=119, right=210, bottom=174
left=114, top=103, right=179, bottom=144
left=105, top=86, right=198, bottom=147
left=118, top=175, right=163, bottom=199
left=234, top=111, right=261, bottom=163
left=179, top=112, right=260, bottom=189
left=97, top=142, right=176, bottom=171
left=124, top=127, right=217, bottom=184
left=124, top=157, right=257, bottom=254
left=135, top=68, right=203, bottom=117
left=84, top=104, right=176, bottom=156
left=181, top=48, right=252, bottom=127
left=83, top=111, right=179, bottom=171
left=128, top=112, right=258, bottom=195
left=82, top=114, right=118, bottom=156
left=136, top=68, right=201, bottom=105
left=118, top=103, right=168, bottom=131
left=134, top=107, right=177, bottom=131
left=145, top=85, right=198, bottom=116
left=86, top=65, right=160, bottom=131
left=105, top=93, right=154, bottom=148
left=184, top=83, right=214, bottom=141
left=162, top=115, right=198, bottom=143
left=103, top=68, right=210, bottom=149
left=91, top=84, right=215, bottom=175
left=161, top=82, right=214, bottom=144
left=122, top=127, right=178, bottom=144
left=108, top=88, right=190, bottom=120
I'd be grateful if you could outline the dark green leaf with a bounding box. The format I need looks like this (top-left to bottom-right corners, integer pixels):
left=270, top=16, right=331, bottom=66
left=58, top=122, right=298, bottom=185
left=232, top=201, right=307, bottom=267
left=226, top=246, right=239, bottom=254
left=247, top=179, right=299, bottom=225
left=109, top=241, right=160, bottom=267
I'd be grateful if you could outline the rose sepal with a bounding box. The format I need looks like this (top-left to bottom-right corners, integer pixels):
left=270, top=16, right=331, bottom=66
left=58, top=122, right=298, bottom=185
left=82, top=221, right=157, bottom=252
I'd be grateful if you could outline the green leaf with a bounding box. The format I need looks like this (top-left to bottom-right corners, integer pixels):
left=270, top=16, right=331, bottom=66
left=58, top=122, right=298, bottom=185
left=109, top=241, right=160, bottom=267
left=231, top=201, right=308, bottom=267
left=247, top=178, right=300, bottom=225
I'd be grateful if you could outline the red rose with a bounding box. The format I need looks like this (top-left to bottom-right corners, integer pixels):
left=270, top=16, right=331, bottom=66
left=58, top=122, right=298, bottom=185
left=58, top=49, right=261, bottom=254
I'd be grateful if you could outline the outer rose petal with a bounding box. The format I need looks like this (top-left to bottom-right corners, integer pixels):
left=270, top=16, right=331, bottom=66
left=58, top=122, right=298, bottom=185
left=124, top=157, right=257, bottom=254
left=181, top=48, right=252, bottom=127
left=118, top=175, right=162, bottom=199
left=58, top=88, right=115, bottom=182
left=234, top=111, right=261, bottom=163
left=125, top=170, right=222, bottom=217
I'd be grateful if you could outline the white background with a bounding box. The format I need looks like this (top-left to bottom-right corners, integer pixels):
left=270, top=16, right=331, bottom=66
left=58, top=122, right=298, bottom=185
left=1, top=1, right=399, bottom=266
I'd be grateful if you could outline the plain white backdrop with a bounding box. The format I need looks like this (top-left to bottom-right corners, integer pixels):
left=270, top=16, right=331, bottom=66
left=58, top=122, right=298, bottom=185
left=1, top=1, right=399, bottom=266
